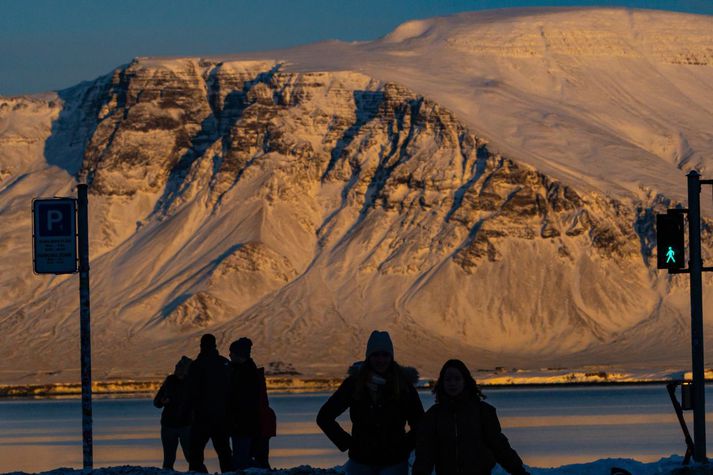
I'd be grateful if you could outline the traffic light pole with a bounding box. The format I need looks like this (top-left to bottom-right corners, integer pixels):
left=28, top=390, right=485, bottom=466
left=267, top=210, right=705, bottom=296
left=688, top=171, right=707, bottom=463
left=666, top=171, right=713, bottom=463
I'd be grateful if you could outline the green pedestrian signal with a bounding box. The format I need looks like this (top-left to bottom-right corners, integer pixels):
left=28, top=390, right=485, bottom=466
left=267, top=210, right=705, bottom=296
left=656, top=213, right=685, bottom=270
left=666, top=246, right=676, bottom=263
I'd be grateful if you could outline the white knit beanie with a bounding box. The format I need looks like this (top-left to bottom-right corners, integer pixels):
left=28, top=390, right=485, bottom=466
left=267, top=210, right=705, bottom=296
left=365, top=330, right=394, bottom=359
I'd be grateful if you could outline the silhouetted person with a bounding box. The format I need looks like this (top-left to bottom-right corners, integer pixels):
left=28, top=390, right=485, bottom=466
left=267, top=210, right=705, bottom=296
left=227, top=337, right=260, bottom=469
left=317, top=330, right=424, bottom=475
left=251, top=363, right=276, bottom=469
left=153, top=356, right=193, bottom=470
left=185, top=334, right=233, bottom=473
left=413, top=359, right=529, bottom=475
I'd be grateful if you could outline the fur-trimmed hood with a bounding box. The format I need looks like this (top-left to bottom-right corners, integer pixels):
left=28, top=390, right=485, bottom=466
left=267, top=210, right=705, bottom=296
left=347, top=361, right=420, bottom=386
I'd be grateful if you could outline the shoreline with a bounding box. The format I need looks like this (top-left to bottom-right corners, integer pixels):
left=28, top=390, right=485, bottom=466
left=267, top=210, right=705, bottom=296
left=1, top=377, right=709, bottom=399
left=0, top=377, right=342, bottom=398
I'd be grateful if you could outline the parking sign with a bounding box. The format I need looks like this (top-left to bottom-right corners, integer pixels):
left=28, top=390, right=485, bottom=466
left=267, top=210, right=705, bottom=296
left=33, top=198, right=78, bottom=274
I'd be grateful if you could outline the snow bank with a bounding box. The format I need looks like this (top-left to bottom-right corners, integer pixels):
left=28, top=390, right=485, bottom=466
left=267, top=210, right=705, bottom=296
left=2, top=467, right=344, bottom=475
left=5, top=456, right=712, bottom=475
left=516, top=456, right=705, bottom=474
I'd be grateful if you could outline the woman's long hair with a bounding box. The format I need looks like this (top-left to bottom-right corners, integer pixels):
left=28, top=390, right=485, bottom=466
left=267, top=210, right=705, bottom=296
left=353, top=359, right=409, bottom=401
left=433, top=359, right=485, bottom=403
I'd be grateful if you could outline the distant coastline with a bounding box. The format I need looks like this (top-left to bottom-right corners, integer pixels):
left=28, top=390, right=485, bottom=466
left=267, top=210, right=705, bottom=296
left=0, top=377, right=341, bottom=398
left=2, top=374, right=711, bottom=398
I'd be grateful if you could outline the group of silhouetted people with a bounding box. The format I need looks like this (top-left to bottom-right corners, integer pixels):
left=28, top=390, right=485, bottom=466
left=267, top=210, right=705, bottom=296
left=155, top=330, right=528, bottom=474
left=153, top=334, right=275, bottom=472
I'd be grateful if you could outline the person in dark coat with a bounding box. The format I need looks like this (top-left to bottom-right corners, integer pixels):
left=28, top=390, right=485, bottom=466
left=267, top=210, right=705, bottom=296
left=185, top=334, right=233, bottom=473
left=413, top=359, right=530, bottom=475
left=153, top=355, right=193, bottom=470
left=227, top=337, right=261, bottom=469
left=317, top=330, right=424, bottom=475
left=251, top=364, right=276, bottom=469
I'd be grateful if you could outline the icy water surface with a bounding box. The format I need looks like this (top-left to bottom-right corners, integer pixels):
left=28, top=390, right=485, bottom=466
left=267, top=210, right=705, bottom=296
left=0, top=385, right=710, bottom=473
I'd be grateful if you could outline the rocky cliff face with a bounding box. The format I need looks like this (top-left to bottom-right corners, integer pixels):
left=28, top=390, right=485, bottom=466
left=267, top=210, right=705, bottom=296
left=1, top=55, right=711, bottom=383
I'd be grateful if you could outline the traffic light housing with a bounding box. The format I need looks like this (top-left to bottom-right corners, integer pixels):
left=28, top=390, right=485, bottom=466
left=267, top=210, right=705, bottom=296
left=657, top=213, right=685, bottom=270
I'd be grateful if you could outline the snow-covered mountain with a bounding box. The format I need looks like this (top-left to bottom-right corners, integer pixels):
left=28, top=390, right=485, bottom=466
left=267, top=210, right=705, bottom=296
left=1, top=8, right=712, bottom=384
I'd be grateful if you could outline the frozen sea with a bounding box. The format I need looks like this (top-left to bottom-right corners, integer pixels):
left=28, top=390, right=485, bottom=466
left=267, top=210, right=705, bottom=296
left=0, top=385, right=710, bottom=473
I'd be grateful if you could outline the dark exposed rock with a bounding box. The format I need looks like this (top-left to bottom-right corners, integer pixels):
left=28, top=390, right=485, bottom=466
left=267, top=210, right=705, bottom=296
left=61, top=58, right=664, bottom=274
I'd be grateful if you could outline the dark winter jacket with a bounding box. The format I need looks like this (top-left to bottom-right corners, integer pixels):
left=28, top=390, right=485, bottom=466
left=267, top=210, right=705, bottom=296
left=153, top=374, right=192, bottom=428
left=185, top=347, right=232, bottom=425
left=316, top=363, right=424, bottom=466
left=228, top=358, right=261, bottom=436
left=256, top=367, right=277, bottom=438
left=413, top=396, right=529, bottom=475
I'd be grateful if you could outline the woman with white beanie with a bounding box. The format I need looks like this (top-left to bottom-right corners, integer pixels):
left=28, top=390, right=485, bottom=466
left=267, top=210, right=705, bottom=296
left=317, top=330, right=424, bottom=475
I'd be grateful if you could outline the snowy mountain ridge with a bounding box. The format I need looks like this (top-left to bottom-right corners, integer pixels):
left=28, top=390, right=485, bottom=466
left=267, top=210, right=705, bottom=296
left=0, top=8, right=712, bottom=384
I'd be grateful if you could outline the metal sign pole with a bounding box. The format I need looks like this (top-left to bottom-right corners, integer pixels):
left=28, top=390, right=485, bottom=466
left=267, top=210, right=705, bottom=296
left=687, top=171, right=706, bottom=463
left=77, top=184, right=93, bottom=471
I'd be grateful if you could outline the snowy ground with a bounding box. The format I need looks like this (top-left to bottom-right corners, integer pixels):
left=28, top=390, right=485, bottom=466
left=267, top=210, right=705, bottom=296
left=4, top=456, right=713, bottom=475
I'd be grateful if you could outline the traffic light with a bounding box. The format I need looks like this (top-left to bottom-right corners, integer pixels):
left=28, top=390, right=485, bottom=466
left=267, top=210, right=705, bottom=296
left=657, top=213, right=685, bottom=270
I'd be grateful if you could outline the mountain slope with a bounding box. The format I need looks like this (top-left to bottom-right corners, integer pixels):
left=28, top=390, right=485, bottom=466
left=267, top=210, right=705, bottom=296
left=1, top=8, right=712, bottom=383
left=246, top=7, right=713, bottom=202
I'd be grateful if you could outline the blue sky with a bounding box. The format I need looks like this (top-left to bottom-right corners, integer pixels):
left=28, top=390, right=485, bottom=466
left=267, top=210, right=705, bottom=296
left=1, top=0, right=712, bottom=96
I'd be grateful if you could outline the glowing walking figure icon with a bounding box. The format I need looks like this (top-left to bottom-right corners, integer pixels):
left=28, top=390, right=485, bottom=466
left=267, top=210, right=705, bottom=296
left=666, top=246, right=677, bottom=263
